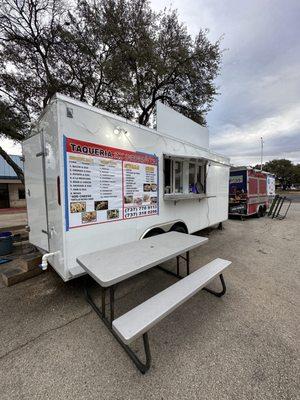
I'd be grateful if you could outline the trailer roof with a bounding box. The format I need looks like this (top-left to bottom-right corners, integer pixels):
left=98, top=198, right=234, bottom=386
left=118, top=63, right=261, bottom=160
left=230, top=166, right=275, bottom=176
left=30, top=93, right=230, bottom=166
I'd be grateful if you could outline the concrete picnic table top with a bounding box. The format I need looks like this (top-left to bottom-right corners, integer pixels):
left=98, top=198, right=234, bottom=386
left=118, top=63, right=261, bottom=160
left=76, top=231, right=208, bottom=287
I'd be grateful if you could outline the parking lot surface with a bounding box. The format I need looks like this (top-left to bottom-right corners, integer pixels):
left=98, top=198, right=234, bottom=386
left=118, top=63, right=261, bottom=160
left=0, top=204, right=299, bottom=400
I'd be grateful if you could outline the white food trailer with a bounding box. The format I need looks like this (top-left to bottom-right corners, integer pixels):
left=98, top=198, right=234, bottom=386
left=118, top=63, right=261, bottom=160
left=23, top=94, right=230, bottom=281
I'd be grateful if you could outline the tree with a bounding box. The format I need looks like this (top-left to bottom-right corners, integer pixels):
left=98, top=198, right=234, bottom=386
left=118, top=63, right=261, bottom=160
left=0, top=0, right=222, bottom=179
left=0, top=99, right=26, bottom=182
left=99, top=0, right=221, bottom=125
left=293, top=164, right=300, bottom=185
left=0, top=0, right=69, bottom=182
left=262, top=159, right=297, bottom=188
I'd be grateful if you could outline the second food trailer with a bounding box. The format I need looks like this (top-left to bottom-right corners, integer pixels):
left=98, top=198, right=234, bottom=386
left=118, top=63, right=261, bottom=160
left=229, top=166, right=275, bottom=217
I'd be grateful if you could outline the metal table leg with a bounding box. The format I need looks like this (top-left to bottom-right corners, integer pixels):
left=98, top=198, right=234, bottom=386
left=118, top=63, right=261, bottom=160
left=157, top=253, right=226, bottom=298
left=157, top=251, right=190, bottom=279
left=110, top=286, right=114, bottom=326
left=102, top=287, right=106, bottom=318
left=186, top=251, right=190, bottom=275
left=203, top=274, right=226, bottom=297
left=84, top=282, right=151, bottom=374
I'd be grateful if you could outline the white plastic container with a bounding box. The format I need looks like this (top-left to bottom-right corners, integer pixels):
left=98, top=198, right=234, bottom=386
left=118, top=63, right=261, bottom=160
left=23, top=94, right=230, bottom=281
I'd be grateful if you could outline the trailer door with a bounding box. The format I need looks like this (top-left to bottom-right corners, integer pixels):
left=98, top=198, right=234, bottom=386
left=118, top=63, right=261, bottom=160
left=23, top=134, right=49, bottom=251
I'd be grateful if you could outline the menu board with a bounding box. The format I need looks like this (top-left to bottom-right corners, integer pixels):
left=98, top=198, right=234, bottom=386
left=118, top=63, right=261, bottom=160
left=267, top=175, right=275, bottom=196
left=64, top=137, right=158, bottom=229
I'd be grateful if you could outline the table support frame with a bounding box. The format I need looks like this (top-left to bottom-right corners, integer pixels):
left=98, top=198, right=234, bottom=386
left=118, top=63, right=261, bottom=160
left=83, top=249, right=226, bottom=374
left=203, top=273, right=226, bottom=297
left=157, top=252, right=226, bottom=297
left=84, top=284, right=151, bottom=374
left=157, top=251, right=190, bottom=278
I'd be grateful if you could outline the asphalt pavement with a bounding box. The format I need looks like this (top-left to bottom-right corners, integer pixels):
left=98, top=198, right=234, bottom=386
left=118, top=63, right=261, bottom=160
left=0, top=203, right=299, bottom=400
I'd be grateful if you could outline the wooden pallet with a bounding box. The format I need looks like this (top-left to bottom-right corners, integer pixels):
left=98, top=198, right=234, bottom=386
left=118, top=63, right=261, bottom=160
left=0, top=251, right=42, bottom=287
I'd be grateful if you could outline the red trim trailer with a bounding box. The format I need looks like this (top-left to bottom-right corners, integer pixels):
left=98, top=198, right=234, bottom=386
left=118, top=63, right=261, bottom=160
left=229, top=167, right=274, bottom=217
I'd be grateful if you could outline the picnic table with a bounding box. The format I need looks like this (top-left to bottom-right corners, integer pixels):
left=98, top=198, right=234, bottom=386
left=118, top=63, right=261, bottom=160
left=77, top=231, right=231, bottom=373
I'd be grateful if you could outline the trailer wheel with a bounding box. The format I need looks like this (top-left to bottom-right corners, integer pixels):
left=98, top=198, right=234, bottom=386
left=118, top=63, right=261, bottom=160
left=257, top=206, right=263, bottom=218
left=170, top=224, right=188, bottom=234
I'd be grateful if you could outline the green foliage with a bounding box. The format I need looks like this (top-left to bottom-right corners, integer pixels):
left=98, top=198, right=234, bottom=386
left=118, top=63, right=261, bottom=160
left=0, top=0, right=222, bottom=178
left=0, top=99, right=26, bottom=141
left=0, top=0, right=222, bottom=130
left=293, top=164, right=300, bottom=184
left=259, top=159, right=300, bottom=187
left=0, top=99, right=26, bottom=182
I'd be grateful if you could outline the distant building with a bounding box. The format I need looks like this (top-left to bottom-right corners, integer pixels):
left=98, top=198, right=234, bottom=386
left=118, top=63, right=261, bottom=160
left=0, top=155, right=25, bottom=209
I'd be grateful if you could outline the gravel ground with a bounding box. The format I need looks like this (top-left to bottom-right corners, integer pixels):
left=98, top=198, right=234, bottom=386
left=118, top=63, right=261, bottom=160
left=0, top=203, right=299, bottom=400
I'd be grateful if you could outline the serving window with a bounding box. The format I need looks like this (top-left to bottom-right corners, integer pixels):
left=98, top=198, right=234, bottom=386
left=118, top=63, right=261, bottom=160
left=163, top=156, right=206, bottom=196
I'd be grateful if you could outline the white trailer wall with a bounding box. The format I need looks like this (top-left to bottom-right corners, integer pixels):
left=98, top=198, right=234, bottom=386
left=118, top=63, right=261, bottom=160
left=156, top=101, right=209, bottom=149
left=24, top=94, right=230, bottom=281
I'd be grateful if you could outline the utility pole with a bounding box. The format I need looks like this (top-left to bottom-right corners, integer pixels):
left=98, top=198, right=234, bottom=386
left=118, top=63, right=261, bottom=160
left=260, top=137, right=264, bottom=171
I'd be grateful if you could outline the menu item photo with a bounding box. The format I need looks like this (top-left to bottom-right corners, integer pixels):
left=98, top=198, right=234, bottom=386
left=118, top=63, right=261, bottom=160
left=124, top=195, right=133, bottom=204
left=107, top=209, right=119, bottom=220
left=134, top=197, right=143, bottom=206
left=143, top=194, right=150, bottom=202
left=95, top=200, right=108, bottom=211
left=82, top=211, right=97, bottom=224
left=70, top=202, right=86, bottom=213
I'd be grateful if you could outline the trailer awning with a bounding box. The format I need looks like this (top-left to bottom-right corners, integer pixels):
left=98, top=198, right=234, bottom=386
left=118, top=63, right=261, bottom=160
left=163, top=153, right=230, bottom=167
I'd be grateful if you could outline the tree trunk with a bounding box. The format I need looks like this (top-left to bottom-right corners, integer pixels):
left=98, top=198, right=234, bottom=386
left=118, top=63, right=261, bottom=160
left=138, top=110, right=150, bottom=126
left=0, top=145, right=24, bottom=184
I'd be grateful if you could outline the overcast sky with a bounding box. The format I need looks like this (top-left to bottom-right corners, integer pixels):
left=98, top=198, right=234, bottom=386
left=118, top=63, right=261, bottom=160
left=151, top=0, right=300, bottom=165
left=2, top=0, right=300, bottom=166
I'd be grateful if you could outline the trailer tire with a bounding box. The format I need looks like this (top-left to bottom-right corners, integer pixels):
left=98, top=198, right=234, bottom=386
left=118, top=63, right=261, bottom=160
left=170, top=223, right=188, bottom=234
left=257, top=206, right=263, bottom=218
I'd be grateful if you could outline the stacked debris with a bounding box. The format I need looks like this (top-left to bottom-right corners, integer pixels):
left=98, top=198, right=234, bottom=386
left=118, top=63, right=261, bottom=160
left=0, top=227, right=42, bottom=287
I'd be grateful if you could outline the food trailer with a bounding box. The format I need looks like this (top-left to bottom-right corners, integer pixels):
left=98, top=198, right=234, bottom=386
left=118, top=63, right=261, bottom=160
left=229, top=166, right=275, bottom=217
left=23, top=94, right=230, bottom=281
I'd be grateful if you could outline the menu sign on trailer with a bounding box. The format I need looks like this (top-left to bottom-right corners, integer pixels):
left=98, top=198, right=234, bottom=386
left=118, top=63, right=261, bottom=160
left=64, top=137, right=158, bottom=229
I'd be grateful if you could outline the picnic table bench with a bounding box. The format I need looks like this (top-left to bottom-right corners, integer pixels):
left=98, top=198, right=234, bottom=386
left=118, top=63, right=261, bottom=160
left=77, top=232, right=231, bottom=373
